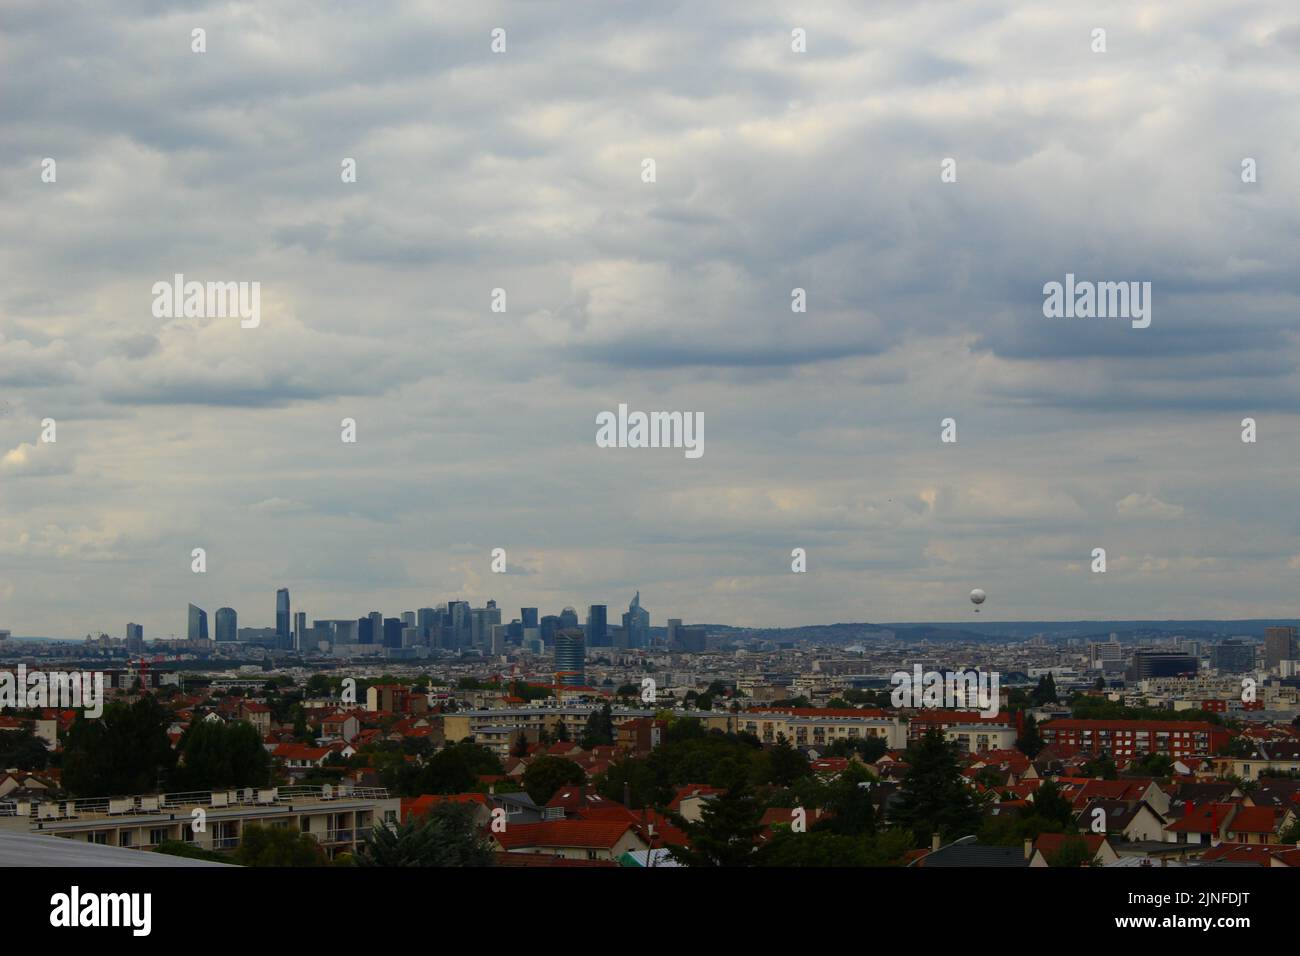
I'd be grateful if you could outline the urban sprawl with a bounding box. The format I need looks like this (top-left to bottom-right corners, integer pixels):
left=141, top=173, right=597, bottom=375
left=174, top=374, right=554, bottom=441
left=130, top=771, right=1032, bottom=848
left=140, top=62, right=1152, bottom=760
left=2, top=597, right=1300, bottom=868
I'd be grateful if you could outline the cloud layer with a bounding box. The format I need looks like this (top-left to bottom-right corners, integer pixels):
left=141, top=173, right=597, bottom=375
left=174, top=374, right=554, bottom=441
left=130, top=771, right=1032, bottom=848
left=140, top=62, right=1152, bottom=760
left=3, top=1, right=1300, bottom=636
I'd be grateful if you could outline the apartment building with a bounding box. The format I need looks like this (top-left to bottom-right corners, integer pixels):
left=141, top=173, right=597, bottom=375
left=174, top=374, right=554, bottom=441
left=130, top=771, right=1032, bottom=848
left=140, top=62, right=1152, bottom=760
left=443, top=707, right=657, bottom=757
left=907, top=711, right=1019, bottom=753
left=701, top=708, right=908, bottom=750
left=1039, top=719, right=1230, bottom=758
left=0, top=785, right=399, bottom=861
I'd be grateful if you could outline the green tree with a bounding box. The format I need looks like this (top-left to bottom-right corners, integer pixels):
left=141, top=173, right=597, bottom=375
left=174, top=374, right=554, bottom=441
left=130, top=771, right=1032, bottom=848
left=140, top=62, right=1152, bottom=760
left=522, top=755, right=586, bottom=804
left=763, top=734, right=810, bottom=787
left=668, top=782, right=764, bottom=867
left=0, top=726, right=50, bottom=771
left=415, top=742, right=503, bottom=795
left=62, top=697, right=176, bottom=796
left=1028, top=780, right=1074, bottom=829
left=1046, top=835, right=1094, bottom=867
left=755, top=830, right=872, bottom=866
left=234, top=824, right=328, bottom=866
left=1130, top=752, right=1174, bottom=777
left=824, top=735, right=888, bottom=763
left=355, top=804, right=494, bottom=866
left=580, top=703, right=615, bottom=748
left=1030, top=673, right=1059, bottom=706
left=595, top=757, right=662, bottom=809
left=170, top=719, right=271, bottom=791
left=1079, top=755, right=1118, bottom=780
left=890, top=729, right=982, bottom=846
left=511, top=731, right=530, bottom=759
left=1016, top=712, right=1043, bottom=758
left=814, top=763, right=877, bottom=837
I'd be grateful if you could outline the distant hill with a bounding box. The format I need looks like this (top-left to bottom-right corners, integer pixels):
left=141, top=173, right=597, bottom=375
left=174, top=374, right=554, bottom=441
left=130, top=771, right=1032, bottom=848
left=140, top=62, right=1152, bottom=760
left=698, top=619, right=1300, bottom=645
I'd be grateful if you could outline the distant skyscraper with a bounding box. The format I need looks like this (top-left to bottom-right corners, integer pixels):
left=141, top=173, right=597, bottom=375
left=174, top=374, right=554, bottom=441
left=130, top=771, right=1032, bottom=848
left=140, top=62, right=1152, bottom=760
left=559, top=606, right=579, bottom=631
left=1211, top=639, right=1254, bottom=674
left=623, top=591, right=650, bottom=648
left=540, top=614, right=560, bottom=645
left=383, top=617, right=403, bottom=649
left=187, top=603, right=209, bottom=641
left=294, top=611, right=306, bottom=650
left=276, top=588, right=291, bottom=650
left=126, top=622, right=144, bottom=652
left=586, top=605, right=609, bottom=647
left=448, top=601, right=472, bottom=648
left=357, top=616, right=374, bottom=645
left=215, top=607, right=238, bottom=643
left=554, top=629, right=586, bottom=686
left=1264, top=627, right=1298, bottom=669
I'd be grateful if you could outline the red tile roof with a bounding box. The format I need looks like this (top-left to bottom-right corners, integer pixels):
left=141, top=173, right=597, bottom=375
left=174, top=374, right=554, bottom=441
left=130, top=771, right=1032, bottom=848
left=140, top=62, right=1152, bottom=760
left=1225, top=806, right=1279, bottom=834
left=494, top=820, right=638, bottom=851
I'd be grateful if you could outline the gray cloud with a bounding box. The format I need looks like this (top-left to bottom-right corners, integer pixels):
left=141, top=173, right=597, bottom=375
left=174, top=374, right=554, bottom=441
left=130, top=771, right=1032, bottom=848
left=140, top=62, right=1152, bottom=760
left=3, top=0, right=1300, bottom=636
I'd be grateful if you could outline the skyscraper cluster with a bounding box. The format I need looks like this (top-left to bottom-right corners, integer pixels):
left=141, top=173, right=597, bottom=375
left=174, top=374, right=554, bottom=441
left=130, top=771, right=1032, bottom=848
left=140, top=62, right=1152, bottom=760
left=174, top=591, right=666, bottom=663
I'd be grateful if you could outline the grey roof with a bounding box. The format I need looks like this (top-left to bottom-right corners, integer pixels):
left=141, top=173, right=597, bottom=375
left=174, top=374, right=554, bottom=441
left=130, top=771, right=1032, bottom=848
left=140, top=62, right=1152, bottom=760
left=916, top=835, right=1031, bottom=867
left=0, top=829, right=233, bottom=867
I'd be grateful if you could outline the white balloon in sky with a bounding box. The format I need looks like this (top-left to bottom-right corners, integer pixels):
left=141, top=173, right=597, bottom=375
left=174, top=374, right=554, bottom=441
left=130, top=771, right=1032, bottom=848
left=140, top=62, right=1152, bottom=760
left=969, top=588, right=986, bottom=605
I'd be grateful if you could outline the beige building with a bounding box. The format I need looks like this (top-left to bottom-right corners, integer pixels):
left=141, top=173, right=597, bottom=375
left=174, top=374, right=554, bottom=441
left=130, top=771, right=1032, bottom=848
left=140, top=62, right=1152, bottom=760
left=0, top=785, right=399, bottom=861
left=701, top=709, right=908, bottom=750
left=443, top=707, right=657, bottom=756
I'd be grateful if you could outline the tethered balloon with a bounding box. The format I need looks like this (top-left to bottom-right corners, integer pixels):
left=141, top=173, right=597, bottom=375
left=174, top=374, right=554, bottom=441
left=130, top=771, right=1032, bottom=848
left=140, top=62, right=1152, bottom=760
left=970, top=588, right=986, bottom=613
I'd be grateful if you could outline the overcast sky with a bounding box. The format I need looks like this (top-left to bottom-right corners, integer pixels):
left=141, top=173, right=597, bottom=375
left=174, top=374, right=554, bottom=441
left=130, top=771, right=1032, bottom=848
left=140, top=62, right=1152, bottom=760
left=3, top=1, right=1300, bottom=638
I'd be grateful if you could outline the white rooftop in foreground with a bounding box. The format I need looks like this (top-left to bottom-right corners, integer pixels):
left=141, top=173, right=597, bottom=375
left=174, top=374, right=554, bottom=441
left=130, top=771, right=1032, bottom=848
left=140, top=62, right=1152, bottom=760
left=0, top=830, right=233, bottom=867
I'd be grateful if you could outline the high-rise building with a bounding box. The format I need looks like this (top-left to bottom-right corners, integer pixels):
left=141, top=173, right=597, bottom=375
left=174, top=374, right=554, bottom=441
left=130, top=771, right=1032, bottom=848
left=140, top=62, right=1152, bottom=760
left=357, top=616, right=374, bottom=645
left=276, top=588, right=291, bottom=650
left=294, top=611, right=306, bottom=650
left=559, top=606, right=579, bottom=631
left=126, top=622, right=144, bottom=653
left=187, top=603, right=209, bottom=641
left=554, top=629, right=586, bottom=686
left=448, top=601, right=472, bottom=649
left=678, top=625, right=708, bottom=652
left=623, top=591, right=650, bottom=648
left=540, top=615, right=560, bottom=645
left=586, top=605, right=609, bottom=647
left=1127, top=650, right=1197, bottom=681
left=401, top=611, right=416, bottom=629
left=521, top=607, right=539, bottom=630
left=417, top=607, right=437, bottom=632
left=1089, top=640, right=1123, bottom=670
left=1264, top=627, right=1298, bottom=669
left=1211, top=639, right=1254, bottom=674
left=383, top=618, right=403, bottom=649
left=215, top=607, right=238, bottom=643
left=369, top=612, right=383, bottom=646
